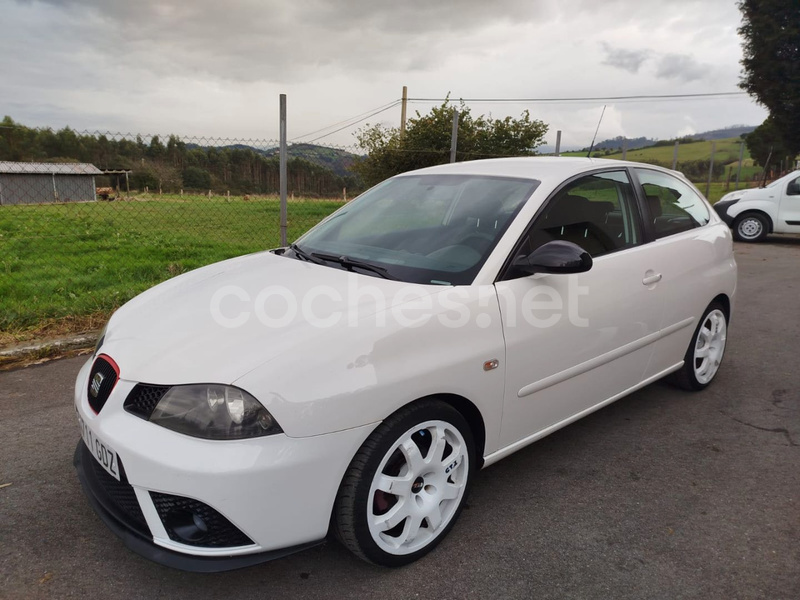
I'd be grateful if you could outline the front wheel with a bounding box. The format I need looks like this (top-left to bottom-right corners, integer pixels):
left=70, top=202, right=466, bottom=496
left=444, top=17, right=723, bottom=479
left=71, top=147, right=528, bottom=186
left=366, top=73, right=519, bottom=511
left=733, top=212, right=768, bottom=242
left=333, top=400, right=475, bottom=566
left=670, top=302, right=728, bottom=391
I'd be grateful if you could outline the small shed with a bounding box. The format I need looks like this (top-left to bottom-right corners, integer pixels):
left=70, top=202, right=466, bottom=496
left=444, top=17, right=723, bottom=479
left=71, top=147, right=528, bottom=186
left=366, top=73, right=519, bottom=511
left=0, top=161, right=104, bottom=205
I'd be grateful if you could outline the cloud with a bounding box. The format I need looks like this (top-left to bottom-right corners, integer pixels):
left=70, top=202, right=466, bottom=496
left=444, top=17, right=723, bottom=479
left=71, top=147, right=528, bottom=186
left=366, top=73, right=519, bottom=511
left=1, top=0, right=765, bottom=145
left=601, top=44, right=651, bottom=74
left=654, top=53, right=713, bottom=82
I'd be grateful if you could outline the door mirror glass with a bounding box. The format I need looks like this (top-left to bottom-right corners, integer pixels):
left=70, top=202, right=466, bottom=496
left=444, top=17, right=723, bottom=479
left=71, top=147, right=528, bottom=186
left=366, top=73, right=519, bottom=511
left=513, top=240, right=593, bottom=275
left=787, top=179, right=800, bottom=196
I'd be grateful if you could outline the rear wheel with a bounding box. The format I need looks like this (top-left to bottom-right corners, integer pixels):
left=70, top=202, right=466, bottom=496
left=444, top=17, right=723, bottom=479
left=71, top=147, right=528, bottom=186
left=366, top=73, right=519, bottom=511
left=333, top=400, right=475, bottom=566
left=733, top=212, right=768, bottom=242
left=670, top=302, right=728, bottom=391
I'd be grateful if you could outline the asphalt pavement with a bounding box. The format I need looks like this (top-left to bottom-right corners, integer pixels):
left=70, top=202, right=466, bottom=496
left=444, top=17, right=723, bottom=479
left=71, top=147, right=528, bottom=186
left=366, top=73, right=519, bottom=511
left=1, top=237, right=799, bottom=600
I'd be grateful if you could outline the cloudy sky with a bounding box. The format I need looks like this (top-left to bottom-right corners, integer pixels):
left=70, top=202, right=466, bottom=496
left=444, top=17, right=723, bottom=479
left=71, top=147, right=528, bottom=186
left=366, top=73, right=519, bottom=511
left=2, top=0, right=765, bottom=150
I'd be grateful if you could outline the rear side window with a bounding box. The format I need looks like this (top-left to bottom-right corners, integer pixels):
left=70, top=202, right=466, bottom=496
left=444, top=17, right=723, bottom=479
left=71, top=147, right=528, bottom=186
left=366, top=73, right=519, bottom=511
left=635, top=169, right=710, bottom=238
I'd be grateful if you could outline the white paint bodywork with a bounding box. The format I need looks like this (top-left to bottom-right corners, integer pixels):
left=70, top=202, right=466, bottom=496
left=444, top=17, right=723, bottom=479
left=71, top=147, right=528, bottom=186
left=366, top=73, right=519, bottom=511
left=720, top=169, right=800, bottom=234
left=75, top=157, right=737, bottom=559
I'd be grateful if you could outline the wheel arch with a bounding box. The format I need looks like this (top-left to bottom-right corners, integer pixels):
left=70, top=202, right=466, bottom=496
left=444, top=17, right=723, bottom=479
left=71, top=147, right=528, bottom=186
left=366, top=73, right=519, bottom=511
left=735, top=209, right=774, bottom=233
left=711, top=293, right=731, bottom=322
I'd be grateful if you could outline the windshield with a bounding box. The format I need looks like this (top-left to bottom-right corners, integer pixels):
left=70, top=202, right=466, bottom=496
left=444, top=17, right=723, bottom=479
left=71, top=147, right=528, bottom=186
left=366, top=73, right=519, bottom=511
left=293, top=174, right=539, bottom=285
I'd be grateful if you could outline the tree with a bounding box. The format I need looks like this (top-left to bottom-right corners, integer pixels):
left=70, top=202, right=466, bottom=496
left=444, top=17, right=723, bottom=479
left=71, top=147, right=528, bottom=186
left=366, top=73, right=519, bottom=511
left=745, top=116, right=794, bottom=168
left=352, top=99, right=548, bottom=186
left=738, top=0, right=800, bottom=154
left=183, top=166, right=212, bottom=190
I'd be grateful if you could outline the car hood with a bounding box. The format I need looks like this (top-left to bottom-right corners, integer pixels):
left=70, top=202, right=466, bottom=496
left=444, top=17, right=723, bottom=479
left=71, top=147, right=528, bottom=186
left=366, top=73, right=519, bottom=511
left=100, top=251, right=440, bottom=385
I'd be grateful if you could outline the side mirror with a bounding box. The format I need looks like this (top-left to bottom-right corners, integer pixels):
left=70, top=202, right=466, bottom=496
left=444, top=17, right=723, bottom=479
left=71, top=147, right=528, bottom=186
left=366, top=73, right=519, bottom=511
left=513, top=240, right=593, bottom=276
left=787, top=181, right=800, bottom=196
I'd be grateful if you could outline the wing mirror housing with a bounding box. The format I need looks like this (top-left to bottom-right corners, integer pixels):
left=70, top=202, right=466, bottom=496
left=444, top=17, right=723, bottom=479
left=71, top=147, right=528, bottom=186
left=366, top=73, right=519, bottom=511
left=512, top=240, right=593, bottom=276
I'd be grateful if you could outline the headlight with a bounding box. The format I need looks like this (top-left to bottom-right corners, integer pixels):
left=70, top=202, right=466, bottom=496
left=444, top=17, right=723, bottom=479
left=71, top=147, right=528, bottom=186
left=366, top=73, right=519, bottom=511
left=93, top=322, right=108, bottom=357
left=149, top=384, right=283, bottom=440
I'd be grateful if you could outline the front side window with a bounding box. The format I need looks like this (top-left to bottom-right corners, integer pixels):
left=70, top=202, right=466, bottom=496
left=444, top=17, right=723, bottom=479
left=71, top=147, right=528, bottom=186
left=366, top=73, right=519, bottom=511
left=635, top=169, right=710, bottom=238
left=295, top=174, right=539, bottom=285
left=511, top=170, right=642, bottom=265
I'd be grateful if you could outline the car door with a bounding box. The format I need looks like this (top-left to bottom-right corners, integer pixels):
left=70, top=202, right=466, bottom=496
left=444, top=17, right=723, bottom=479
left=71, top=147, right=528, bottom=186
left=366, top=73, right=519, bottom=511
left=777, top=173, right=800, bottom=233
left=631, top=168, right=735, bottom=379
left=494, top=169, right=663, bottom=450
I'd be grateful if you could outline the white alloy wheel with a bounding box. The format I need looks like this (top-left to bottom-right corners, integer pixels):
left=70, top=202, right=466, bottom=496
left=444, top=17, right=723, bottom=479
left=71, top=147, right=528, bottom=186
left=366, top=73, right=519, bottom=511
left=367, top=420, right=469, bottom=555
left=693, top=309, right=727, bottom=385
left=333, top=400, right=475, bottom=566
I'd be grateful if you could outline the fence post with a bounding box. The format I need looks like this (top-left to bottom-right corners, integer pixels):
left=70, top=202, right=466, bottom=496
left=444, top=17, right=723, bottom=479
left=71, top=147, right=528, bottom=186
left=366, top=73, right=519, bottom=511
left=705, top=141, right=717, bottom=198
left=622, top=138, right=628, bottom=160
left=450, top=109, right=459, bottom=163
left=554, top=130, right=562, bottom=156
left=279, top=93, right=288, bottom=247
left=671, top=141, right=679, bottom=170
left=735, top=142, right=745, bottom=190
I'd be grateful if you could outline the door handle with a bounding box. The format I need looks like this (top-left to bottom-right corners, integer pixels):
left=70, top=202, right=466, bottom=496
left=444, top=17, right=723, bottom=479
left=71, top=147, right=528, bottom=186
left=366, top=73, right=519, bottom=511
left=642, top=273, right=662, bottom=286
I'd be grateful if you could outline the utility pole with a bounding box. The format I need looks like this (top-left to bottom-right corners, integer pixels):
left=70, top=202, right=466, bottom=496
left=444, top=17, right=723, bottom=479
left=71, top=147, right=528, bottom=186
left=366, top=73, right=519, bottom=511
left=450, top=109, right=459, bottom=163
left=279, top=94, right=288, bottom=247
left=554, top=130, right=562, bottom=156
left=400, top=86, right=408, bottom=134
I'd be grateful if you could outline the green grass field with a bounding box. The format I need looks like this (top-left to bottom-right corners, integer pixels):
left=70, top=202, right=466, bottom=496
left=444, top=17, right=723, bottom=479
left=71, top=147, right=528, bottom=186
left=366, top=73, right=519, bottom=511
left=0, top=195, right=343, bottom=337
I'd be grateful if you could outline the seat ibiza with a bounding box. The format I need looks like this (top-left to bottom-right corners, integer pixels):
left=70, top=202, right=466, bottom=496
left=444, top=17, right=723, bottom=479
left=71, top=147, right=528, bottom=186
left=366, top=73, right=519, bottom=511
left=74, top=157, right=736, bottom=570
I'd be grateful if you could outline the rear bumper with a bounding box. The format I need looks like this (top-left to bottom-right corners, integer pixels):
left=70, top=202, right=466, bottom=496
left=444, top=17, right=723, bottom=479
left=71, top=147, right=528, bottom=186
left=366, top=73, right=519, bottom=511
left=74, top=441, right=322, bottom=572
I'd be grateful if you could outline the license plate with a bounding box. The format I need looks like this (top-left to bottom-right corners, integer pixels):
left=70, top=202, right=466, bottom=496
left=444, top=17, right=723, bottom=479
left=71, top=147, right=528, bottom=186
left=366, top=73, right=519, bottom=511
left=77, top=412, right=120, bottom=481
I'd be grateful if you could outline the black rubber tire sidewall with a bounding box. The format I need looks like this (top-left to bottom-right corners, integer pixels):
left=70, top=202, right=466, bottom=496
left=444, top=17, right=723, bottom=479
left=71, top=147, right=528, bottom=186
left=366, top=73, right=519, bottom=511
left=333, top=400, right=476, bottom=567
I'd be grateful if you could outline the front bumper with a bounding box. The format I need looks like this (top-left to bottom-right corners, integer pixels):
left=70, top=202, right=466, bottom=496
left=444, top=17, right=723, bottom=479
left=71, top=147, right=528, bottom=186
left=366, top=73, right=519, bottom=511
left=73, top=358, right=377, bottom=572
left=713, top=200, right=738, bottom=227
left=73, top=441, right=320, bottom=572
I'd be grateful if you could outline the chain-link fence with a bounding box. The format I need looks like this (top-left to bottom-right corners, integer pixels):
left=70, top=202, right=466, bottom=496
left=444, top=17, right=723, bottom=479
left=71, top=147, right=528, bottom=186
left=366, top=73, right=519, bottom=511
left=0, top=128, right=357, bottom=340
left=0, top=116, right=794, bottom=345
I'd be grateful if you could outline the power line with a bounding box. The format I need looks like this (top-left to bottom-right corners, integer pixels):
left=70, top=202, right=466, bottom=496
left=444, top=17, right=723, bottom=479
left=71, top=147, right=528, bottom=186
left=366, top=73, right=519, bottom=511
left=302, top=102, right=401, bottom=144
left=408, top=92, right=748, bottom=103
left=292, top=100, right=401, bottom=142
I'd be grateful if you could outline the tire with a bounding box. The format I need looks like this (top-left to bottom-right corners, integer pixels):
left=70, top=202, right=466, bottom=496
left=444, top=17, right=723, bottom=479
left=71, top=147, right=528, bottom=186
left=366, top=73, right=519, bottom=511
left=669, top=302, right=728, bottom=391
left=732, top=212, right=769, bottom=242
left=333, top=400, right=475, bottom=566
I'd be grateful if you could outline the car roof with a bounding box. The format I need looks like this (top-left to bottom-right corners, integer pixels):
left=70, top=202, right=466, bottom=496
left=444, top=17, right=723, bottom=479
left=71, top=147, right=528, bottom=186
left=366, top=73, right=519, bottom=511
left=400, top=156, right=683, bottom=182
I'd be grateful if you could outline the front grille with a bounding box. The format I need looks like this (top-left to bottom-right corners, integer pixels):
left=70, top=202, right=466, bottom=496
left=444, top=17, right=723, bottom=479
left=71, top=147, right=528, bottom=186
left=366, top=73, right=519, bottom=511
left=124, top=384, right=170, bottom=419
left=87, top=356, right=118, bottom=414
left=150, top=492, right=254, bottom=548
left=81, top=443, right=150, bottom=537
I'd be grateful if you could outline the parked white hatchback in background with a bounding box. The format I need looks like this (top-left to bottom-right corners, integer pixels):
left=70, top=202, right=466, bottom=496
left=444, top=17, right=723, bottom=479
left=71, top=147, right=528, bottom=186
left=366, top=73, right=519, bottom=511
left=74, top=157, right=736, bottom=571
left=714, top=169, right=800, bottom=241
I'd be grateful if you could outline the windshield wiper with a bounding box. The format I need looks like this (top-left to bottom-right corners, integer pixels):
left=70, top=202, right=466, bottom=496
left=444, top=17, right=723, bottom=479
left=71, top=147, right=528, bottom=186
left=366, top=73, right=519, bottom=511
left=288, top=243, right=326, bottom=265
left=310, top=252, right=398, bottom=280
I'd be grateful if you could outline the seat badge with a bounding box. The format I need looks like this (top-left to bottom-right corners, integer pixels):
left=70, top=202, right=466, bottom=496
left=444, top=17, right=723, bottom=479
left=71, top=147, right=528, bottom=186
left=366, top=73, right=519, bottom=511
left=90, top=372, right=105, bottom=398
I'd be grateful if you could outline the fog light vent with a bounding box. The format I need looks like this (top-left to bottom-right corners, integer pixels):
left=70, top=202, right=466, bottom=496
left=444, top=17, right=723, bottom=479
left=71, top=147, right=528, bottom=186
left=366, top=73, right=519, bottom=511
left=150, top=491, right=254, bottom=548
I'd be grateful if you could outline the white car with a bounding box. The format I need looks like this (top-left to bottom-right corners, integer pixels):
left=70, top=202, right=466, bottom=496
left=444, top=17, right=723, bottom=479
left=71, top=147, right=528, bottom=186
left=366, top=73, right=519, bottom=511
left=74, top=157, right=736, bottom=571
left=714, top=169, right=800, bottom=241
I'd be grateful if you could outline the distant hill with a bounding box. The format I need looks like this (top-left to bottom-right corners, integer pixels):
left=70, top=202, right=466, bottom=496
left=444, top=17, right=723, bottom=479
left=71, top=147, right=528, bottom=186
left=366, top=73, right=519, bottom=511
left=262, top=143, right=362, bottom=177
left=185, top=142, right=362, bottom=177
left=581, top=125, right=757, bottom=153
left=689, top=125, right=756, bottom=141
